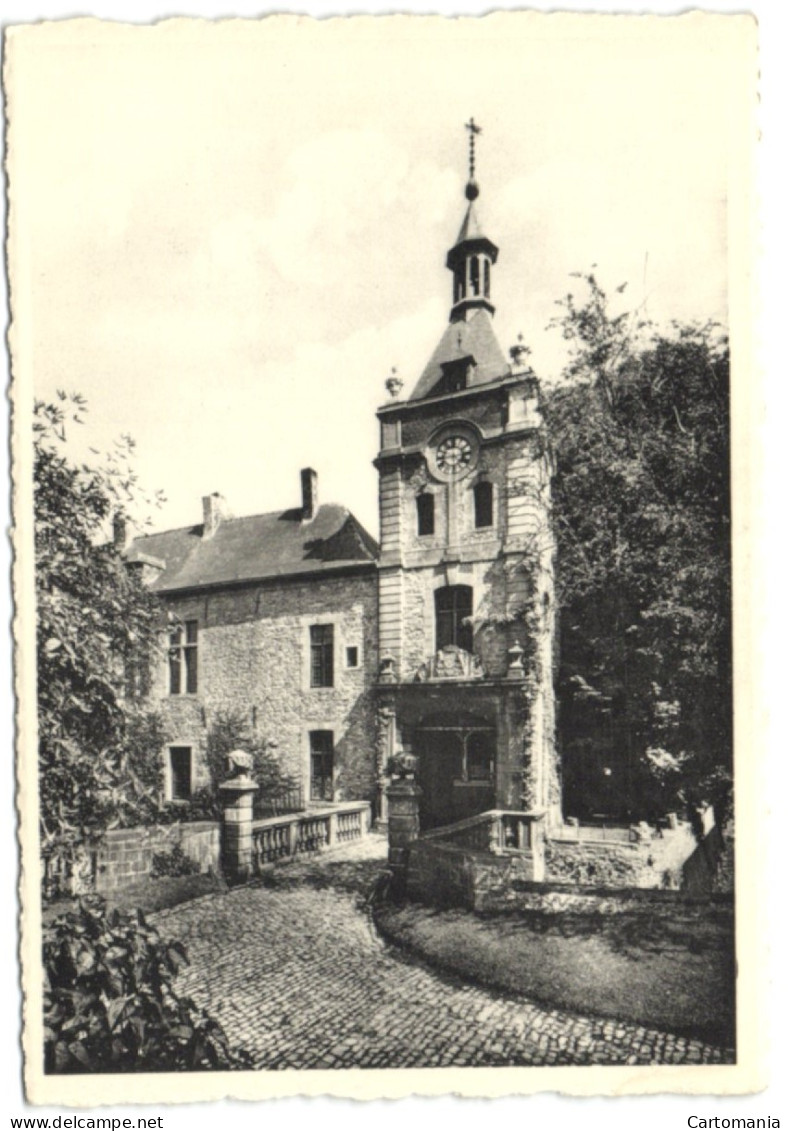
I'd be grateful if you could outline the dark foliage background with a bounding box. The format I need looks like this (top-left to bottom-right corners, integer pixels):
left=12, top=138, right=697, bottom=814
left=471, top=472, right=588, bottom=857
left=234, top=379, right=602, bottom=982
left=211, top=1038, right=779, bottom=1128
left=544, top=274, right=731, bottom=820
left=34, top=395, right=171, bottom=870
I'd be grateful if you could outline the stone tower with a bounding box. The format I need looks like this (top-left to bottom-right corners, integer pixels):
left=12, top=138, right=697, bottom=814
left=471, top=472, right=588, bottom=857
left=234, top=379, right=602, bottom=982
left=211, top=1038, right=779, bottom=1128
left=374, top=124, right=560, bottom=832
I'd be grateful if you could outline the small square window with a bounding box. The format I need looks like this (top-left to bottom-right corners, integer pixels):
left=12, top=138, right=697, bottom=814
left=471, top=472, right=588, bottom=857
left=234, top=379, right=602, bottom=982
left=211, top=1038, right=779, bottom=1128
left=346, top=646, right=359, bottom=669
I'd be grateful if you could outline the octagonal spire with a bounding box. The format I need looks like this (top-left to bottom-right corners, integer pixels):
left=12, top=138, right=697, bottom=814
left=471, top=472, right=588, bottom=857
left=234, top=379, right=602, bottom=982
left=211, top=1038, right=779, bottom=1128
left=446, top=118, right=499, bottom=324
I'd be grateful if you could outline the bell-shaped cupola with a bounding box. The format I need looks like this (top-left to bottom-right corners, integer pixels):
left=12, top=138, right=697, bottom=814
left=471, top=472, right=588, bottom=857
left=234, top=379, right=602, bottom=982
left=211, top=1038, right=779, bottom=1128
left=446, top=119, right=499, bottom=323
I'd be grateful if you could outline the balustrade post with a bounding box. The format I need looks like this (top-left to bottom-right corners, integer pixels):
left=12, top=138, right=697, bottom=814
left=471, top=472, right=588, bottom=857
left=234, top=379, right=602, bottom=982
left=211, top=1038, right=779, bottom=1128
left=328, top=810, right=338, bottom=846
left=219, top=774, right=259, bottom=884
left=287, top=818, right=299, bottom=858
left=518, top=817, right=530, bottom=850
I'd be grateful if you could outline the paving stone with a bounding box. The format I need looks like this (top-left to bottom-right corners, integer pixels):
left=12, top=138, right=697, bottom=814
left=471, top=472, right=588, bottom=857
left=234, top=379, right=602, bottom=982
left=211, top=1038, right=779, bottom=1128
left=154, top=834, right=735, bottom=1070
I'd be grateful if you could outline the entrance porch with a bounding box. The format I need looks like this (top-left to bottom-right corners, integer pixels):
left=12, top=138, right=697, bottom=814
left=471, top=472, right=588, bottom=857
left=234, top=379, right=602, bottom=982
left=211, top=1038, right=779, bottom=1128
left=377, top=679, right=530, bottom=830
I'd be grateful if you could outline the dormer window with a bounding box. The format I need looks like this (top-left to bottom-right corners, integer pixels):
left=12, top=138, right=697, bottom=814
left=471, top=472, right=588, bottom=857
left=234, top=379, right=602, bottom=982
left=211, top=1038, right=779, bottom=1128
left=474, top=481, right=494, bottom=528
left=417, top=493, right=435, bottom=536
left=437, top=354, right=476, bottom=396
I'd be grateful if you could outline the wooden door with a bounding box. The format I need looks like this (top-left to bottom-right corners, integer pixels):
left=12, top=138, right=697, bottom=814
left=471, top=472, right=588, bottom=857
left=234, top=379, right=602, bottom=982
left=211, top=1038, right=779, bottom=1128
left=415, top=731, right=463, bottom=830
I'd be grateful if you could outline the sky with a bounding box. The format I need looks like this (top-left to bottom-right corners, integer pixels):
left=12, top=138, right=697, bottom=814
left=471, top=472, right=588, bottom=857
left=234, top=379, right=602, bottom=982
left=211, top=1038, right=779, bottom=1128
left=10, top=13, right=746, bottom=538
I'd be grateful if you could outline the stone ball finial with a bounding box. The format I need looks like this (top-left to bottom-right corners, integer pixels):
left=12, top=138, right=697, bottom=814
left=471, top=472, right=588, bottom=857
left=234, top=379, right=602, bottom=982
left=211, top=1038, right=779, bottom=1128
left=385, top=367, right=404, bottom=399
left=507, top=641, right=526, bottom=680
left=465, top=180, right=480, bottom=202
left=227, top=749, right=254, bottom=777
left=510, top=334, right=532, bottom=368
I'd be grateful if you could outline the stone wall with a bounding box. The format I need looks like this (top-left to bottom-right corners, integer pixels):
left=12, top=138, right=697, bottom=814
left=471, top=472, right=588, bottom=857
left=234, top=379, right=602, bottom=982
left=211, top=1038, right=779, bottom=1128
left=400, top=388, right=505, bottom=451
left=94, top=821, right=220, bottom=895
left=545, top=822, right=700, bottom=890
left=151, top=570, right=378, bottom=803
left=405, top=840, right=542, bottom=912
left=404, top=820, right=720, bottom=912
left=544, top=838, right=651, bottom=888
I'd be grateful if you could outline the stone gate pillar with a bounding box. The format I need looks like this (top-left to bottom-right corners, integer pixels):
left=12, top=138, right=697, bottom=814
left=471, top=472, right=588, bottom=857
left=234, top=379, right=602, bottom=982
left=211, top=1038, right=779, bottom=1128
left=375, top=700, right=396, bottom=829
left=219, top=769, right=259, bottom=884
left=386, top=770, right=421, bottom=872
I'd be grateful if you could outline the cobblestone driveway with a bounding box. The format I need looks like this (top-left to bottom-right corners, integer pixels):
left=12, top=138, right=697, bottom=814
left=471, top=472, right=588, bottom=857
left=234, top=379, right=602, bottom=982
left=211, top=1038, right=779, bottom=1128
left=155, top=836, right=732, bottom=1069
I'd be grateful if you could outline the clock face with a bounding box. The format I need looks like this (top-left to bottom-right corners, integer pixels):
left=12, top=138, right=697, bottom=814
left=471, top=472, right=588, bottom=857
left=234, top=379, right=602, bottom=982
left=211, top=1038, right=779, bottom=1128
left=436, top=435, right=473, bottom=474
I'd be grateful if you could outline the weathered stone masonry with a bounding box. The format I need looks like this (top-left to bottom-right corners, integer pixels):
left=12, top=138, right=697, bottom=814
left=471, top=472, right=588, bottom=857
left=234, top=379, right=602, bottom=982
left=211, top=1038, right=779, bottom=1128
left=152, top=570, right=379, bottom=802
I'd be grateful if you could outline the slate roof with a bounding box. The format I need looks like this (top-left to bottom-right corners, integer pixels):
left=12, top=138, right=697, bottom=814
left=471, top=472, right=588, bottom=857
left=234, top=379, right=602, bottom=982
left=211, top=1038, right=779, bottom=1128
left=126, top=504, right=379, bottom=594
left=409, top=309, right=510, bottom=402
left=453, top=201, right=484, bottom=246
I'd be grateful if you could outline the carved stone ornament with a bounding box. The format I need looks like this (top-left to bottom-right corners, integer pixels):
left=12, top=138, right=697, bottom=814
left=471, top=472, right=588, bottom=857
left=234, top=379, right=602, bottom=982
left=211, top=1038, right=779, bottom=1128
left=227, top=748, right=254, bottom=777
left=415, top=644, right=484, bottom=681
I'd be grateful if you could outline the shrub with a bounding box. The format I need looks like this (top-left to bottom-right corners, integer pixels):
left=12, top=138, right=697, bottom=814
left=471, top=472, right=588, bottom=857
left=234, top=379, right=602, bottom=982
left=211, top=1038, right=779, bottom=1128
left=150, top=845, right=201, bottom=879
left=203, top=710, right=300, bottom=818
left=43, top=898, right=251, bottom=1073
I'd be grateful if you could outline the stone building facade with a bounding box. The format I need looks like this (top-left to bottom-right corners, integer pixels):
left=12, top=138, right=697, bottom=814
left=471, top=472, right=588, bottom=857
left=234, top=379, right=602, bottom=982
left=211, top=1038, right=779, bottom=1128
left=127, top=154, right=560, bottom=832
left=126, top=472, right=380, bottom=808
left=373, top=172, right=560, bottom=831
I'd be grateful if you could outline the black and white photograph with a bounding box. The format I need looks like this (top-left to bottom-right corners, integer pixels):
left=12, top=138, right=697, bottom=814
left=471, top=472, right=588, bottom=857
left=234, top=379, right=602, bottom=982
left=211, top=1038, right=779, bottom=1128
left=5, top=6, right=765, bottom=1108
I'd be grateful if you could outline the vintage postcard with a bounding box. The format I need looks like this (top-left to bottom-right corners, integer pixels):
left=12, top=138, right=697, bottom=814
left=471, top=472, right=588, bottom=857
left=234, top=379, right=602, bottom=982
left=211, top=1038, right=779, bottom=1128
left=7, top=11, right=762, bottom=1106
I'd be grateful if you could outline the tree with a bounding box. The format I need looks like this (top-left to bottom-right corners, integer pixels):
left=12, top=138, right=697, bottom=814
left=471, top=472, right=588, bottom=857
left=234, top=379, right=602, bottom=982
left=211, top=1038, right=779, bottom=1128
left=544, top=273, right=731, bottom=820
left=35, top=394, right=168, bottom=882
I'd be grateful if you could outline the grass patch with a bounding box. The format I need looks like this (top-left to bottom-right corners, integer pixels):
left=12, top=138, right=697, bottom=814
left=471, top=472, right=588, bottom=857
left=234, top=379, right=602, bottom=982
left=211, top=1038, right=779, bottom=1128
left=43, top=872, right=226, bottom=923
left=375, top=897, right=734, bottom=1047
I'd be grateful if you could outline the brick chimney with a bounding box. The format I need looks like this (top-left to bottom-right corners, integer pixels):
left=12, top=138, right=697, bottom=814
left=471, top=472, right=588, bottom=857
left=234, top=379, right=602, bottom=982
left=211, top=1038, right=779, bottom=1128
left=202, top=492, right=230, bottom=540
left=301, top=468, right=318, bottom=522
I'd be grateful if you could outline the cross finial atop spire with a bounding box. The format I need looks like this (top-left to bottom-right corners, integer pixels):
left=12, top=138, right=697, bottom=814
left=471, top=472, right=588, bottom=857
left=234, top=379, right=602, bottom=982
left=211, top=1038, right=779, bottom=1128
left=464, top=118, right=481, bottom=201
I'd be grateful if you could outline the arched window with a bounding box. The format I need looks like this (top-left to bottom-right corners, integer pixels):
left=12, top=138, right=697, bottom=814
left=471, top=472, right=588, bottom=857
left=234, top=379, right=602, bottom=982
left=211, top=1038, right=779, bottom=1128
left=470, top=256, right=480, bottom=296
left=483, top=258, right=491, bottom=298
left=416, top=492, right=435, bottom=536
left=473, top=480, right=493, bottom=528
left=435, top=585, right=473, bottom=652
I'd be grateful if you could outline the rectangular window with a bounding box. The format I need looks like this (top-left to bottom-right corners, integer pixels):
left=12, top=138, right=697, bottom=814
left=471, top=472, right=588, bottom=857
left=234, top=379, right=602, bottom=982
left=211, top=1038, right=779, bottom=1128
left=309, top=731, right=334, bottom=802
left=416, top=493, right=435, bottom=536
left=474, top=481, right=494, bottom=529
left=168, top=746, right=192, bottom=801
left=310, top=624, right=334, bottom=688
left=346, top=646, right=359, bottom=669
left=169, top=620, right=199, bottom=694
left=466, top=733, right=494, bottom=781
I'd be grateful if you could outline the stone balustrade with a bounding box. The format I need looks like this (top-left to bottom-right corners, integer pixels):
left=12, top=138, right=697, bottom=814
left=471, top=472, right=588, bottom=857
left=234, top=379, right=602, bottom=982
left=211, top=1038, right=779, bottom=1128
left=250, top=802, right=371, bottom=872
left=419, top=808, right=546, bottom=857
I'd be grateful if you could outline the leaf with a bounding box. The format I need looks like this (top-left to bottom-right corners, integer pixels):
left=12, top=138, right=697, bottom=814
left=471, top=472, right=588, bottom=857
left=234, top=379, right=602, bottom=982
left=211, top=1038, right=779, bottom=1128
left=67, top=1040, right=93, bottom=1068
